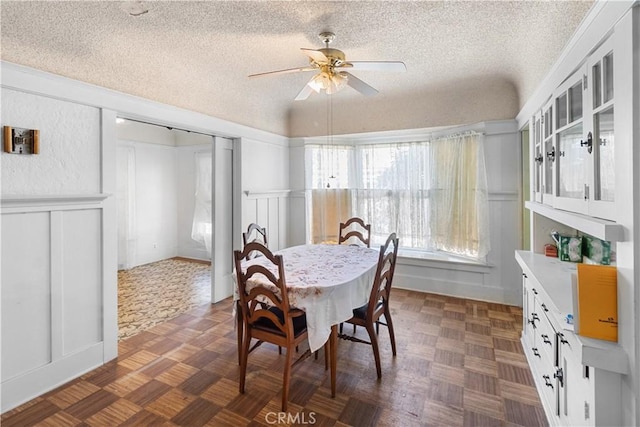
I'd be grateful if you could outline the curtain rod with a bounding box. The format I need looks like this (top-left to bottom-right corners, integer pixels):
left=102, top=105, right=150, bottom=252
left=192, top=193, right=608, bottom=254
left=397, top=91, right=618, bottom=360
left=116, top=117, right=216, bottom=138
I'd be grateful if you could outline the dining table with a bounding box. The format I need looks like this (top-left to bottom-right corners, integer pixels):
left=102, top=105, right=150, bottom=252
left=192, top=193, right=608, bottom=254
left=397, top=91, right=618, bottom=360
left=235, top=243, right=380, bottom=396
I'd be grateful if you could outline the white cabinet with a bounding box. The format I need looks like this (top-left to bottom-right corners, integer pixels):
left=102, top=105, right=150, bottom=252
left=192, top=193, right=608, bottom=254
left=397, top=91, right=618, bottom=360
left=520, top=4, right=638, bottom=427
left=531, top=37, right=616, bottom=220
left=517, top=251, right=626, bottom=427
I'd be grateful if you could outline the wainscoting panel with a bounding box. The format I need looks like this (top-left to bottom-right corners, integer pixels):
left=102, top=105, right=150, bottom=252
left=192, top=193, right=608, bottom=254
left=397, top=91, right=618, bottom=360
left=1, top=195, right=108, bottom=412
left=243, top=191, right=290, bottom=251
left=61, top=209, right=103, bottom=355
left=1, top=211, right=52, bottom=382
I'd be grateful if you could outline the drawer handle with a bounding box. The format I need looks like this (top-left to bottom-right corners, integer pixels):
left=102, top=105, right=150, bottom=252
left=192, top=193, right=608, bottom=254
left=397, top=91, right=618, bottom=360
left=559, top=333, right=569, bottom=345
left=554, top=368, right=564, bottom=387
left=531, top=313, right=539, bottom=321
left=542, top=334, right=552, bottom=345
left=532, top=348, right=541, bottom=358
left=543, top=375, right=554, bottom=388
left=541, top=303, right=549, bottom=312
left=532, top=288, right=538, bottom=295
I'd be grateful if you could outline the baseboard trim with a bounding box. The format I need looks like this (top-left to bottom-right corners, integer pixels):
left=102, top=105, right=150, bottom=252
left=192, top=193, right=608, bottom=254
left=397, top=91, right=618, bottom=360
left=172, top=256, right=211, bottom=265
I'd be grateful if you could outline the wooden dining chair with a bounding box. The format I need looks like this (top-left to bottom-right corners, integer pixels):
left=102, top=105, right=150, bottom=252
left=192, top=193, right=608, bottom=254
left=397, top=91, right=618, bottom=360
left=242, top=223, right=268, bottom=259
left=233, top=241, right=312, bottom=412
left=338, top=233, right=399, bottom=379
left=338, top=217, right=371, bottom=248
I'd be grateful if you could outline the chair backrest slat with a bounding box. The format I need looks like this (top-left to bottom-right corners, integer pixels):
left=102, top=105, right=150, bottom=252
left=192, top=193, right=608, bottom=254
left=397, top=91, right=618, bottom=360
left=242, top=223, right=268, bottom=259
left=338, top=217, right=371, bottom=248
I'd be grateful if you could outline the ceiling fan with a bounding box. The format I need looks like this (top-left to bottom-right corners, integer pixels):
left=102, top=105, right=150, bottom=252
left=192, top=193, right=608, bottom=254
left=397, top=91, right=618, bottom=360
left=249, top=32, right=406, bottom=101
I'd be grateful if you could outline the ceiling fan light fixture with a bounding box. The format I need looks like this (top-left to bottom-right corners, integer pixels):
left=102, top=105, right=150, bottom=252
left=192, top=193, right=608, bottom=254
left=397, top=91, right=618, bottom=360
left=329, top=72, right=348, bottom=94
left=308, top=71, right=330, bottom=92
left=308, top=69, right=348, bottom=95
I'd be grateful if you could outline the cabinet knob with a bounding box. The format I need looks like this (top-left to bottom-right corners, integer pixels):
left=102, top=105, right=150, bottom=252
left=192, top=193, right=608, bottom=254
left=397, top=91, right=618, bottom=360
left=534, top=155, right=544, bottom=164
left=532, top=288, right=538, bottom=295
left=532, top=347, right=541, bottom=357
left=546, top=147, right=556, bottom=162
left=580, top=131, right=593, bottom=154
left=541, top=303, right=549, bottom=312
left=543, top=374, right=554, bottom=388
left=542, top=334, right=552, bottom=345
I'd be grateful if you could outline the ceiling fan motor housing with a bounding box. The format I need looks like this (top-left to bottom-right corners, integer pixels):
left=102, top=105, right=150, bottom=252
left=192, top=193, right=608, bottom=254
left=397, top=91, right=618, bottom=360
left=317, top=48, right=346, bottom=67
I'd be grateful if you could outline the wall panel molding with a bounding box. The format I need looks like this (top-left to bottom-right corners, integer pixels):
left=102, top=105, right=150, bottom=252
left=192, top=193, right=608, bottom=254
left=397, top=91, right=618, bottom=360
left=1, top=201, right=107, bottom=412
left=1, top=194, right=109, bottom=213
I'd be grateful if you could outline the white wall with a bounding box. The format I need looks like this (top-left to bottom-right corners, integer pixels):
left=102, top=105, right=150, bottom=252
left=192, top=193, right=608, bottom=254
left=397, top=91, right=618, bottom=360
left=239, top=137, right=290, bottom=251
left=116, top=121, right=213, bottom=267
left=120, top=140, right=178, bottom=266
left=1, top=88, right=116, bottom=412
left=1, top=88, right=101, bottom=195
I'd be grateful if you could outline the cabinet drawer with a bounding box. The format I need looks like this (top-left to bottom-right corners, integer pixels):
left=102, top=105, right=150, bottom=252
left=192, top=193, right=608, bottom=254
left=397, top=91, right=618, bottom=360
left=536, top=303, right=556, bottom=364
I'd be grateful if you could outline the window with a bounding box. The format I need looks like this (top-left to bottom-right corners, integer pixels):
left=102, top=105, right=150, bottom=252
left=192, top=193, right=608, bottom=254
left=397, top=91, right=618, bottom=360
left=307, top=132, right=490, bottom=260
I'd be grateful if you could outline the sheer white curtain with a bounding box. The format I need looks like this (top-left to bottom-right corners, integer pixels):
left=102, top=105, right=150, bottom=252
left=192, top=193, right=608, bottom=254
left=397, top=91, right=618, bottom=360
left=352, top=142, right=432, bottom=249
left=307, top=131, right=490, bottom=260
left=429, top=132, right=490, bottom=259
left=191, top=151, right=212, bottom=258
left=306, top=145, right=355, bottom=243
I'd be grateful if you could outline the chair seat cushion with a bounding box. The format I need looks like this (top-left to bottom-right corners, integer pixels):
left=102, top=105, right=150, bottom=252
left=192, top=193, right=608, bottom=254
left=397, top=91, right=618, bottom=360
left=253, top=306, right=307, bottom=337
left=352, top=301, right=383, bottom=319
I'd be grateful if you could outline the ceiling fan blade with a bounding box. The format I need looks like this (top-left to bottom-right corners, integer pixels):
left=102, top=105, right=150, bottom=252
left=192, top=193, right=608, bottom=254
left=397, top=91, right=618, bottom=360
left=344, top=72, right=378, bottom=97
left=248, top=66, right=316, bottom=78
left=301, top=48, right=329, bottom=64
left=346, top=61, right=407, bottom=72
left=294, top=78, right=317, bottom=101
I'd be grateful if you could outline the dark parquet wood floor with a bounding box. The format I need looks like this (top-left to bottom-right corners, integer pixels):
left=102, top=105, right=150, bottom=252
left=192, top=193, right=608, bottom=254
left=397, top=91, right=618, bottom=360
left=1, top=289, right=548, bottom=427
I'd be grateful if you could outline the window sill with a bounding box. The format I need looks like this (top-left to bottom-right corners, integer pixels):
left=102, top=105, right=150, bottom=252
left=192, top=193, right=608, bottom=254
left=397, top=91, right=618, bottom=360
left=397, top=249, right=493, bottom=273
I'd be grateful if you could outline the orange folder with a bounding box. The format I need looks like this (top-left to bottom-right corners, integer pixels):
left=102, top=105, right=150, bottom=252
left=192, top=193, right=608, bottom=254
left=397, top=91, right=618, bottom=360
left=574, top=264, right=617, bottom=342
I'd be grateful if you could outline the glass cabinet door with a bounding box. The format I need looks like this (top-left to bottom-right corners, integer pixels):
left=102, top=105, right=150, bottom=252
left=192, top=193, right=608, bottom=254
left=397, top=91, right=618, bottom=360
left=553, top=69, right=589, bottom=214
left=557, top=122, right=586, bottom=199
left=542, top=102, right=554, bottom=205
left=532, top=112, right=543, bottom=203
left=589, top=42, right=615, bottom=220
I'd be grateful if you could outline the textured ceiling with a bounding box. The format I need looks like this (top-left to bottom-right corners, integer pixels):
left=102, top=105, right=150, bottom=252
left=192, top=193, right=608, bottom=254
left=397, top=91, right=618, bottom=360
left=1, top=1, right=594, bottom=137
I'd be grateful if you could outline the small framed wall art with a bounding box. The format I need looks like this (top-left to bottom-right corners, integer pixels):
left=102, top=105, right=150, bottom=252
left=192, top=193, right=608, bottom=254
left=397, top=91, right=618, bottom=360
left=3, top=126, right=40, bottom=155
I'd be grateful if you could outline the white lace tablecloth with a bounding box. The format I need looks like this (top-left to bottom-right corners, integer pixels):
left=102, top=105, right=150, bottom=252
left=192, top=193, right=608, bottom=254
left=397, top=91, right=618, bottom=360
left=237, top=244, right=379, bottom=352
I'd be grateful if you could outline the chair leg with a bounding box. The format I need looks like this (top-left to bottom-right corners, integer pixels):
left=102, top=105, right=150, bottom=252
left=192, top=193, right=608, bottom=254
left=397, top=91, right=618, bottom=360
left=385, top=308, right=397, bottom=356
left=279, top=346, right=282, bottom=355
left=281, top=347, right=293, bottom=412
left=324, top=343, right=329, bottom=371
left=365, top=322, right=382, bottom=379
left=375, top=321, right=379, bottom=335
left=353, top=324, right=357, bottom=334
left=236, top=303, right=243, bottom=366
left=239, top=328, right=251, bottom=393
left=339, top=322, right=343, bottom=334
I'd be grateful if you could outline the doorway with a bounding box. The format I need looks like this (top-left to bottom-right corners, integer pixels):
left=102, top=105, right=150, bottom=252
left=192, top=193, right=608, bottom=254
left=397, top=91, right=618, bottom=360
left=115, top=118, right=215, bottom=339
